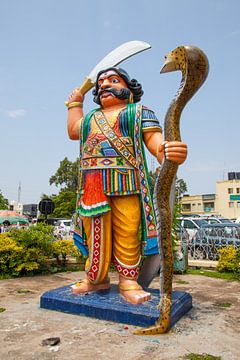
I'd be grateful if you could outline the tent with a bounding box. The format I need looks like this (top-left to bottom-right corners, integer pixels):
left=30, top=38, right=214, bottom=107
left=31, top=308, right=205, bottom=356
left=0, top=210, right=29, bottom=225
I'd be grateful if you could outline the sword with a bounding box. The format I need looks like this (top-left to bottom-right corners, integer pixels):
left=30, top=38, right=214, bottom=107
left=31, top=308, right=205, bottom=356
left=77, top=40, right=151, bottom=95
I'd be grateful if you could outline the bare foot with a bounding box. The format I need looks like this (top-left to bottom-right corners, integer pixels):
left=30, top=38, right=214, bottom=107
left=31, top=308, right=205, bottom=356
left=71, top=278, right=110, bottom=295
left=119, top=277, right=151, bottom=304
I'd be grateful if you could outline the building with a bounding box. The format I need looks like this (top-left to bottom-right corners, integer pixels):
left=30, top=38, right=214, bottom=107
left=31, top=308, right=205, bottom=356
left=181, top=194, right=216, bottom=215
left=22, top=204, right=38, bottom=218
left=180, top=172, right=240, bottom=220
left=9, top=201, right=23, bottom=215
left=215, top=173, right=240, bottom=219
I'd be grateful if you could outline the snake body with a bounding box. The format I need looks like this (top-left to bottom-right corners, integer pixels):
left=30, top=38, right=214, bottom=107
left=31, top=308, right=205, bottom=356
left=134, top=46, right=209, bottom=335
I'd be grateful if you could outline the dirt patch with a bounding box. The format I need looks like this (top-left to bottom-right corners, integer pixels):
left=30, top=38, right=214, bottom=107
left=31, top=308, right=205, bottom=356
left=0, top=272, right=239, bottom=360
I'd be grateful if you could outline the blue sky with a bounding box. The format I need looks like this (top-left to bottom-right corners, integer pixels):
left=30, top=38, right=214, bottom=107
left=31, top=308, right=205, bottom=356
left=1, top=0, right=240, bottom=204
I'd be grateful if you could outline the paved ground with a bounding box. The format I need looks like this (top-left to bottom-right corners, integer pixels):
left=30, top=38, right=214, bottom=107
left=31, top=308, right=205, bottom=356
left=0, top=271, right=240, bottom=360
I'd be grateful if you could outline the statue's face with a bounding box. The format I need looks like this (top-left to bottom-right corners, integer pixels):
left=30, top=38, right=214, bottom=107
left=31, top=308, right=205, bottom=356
left=97, top=70, right=129, bottom=108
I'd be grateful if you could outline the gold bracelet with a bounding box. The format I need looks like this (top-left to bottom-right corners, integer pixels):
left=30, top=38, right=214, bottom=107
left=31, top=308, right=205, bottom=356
left=65, top=101, right=83, bottom=109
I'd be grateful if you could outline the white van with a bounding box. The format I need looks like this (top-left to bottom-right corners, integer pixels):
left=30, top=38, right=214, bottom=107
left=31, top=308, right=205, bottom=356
left=53, top=219, right=72, bottom=239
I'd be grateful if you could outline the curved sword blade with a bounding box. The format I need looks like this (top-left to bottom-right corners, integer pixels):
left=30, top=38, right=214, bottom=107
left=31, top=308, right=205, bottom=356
left=88, top=40, right=151, bottom=83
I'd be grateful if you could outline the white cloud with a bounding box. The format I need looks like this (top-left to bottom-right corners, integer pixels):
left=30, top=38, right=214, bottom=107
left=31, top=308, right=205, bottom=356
left=224, top=28, right=240, bottom=39
left=6, top=109, right=27, bottom=118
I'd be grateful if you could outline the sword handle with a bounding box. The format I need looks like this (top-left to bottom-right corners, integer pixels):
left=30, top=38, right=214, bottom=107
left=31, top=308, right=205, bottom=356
left=78, top=77, right=94, bottom=95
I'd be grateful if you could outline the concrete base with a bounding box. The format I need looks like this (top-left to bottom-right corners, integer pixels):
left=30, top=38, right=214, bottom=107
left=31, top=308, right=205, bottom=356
left=40, top=284, right=192, bottom=328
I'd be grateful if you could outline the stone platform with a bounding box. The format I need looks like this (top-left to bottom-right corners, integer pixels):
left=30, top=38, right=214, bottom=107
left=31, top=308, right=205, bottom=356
left=40, top=284, right=192, bottom=328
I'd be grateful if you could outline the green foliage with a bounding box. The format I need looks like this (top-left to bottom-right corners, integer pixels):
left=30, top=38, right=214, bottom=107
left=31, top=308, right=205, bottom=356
left=186, top=268, right=240, bottom=281
left=49, top=157, right=79, bottom=191
left=10, top=223, right=54, bottom=255
left=51, top=190, right=76, bottom=218
left=52, top=239, right=81, bottom=266
left=182, top=354, right=221, bottom=360
left=217, top=246, right=240, bottom=274
left=175, top=177, right=188, bottom=201
left=0, top=224, right=54, bottom=276
left=0, top=189, right=8, bottom=209
left=213, top=302, right=232, bottom=308
left=0, top=233, right=24, bottom=276
left=46, top=157, right=79, bottom=218
left=0, top=224, right=85, bottom=277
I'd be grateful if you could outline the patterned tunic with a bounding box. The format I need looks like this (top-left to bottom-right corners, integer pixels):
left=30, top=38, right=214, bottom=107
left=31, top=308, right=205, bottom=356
left=74, top=104, right=162, bottom=256
left=80, top=106, right=161, bottom=197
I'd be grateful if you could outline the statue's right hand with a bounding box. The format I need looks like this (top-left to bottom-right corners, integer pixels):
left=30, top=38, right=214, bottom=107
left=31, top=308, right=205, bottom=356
left=67, top=88, right=85, bottom=104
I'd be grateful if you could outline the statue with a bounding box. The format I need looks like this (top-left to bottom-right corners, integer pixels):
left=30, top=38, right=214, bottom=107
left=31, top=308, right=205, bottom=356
left=66, top=41, right=188, bottom=306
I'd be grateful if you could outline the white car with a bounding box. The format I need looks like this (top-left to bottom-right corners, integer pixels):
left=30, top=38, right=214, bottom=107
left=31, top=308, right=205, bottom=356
left=177, top=217, right=208, bottom=242
left=196, top=215, right=233, bottom=225
left=53, top=219, right=72, bottom=239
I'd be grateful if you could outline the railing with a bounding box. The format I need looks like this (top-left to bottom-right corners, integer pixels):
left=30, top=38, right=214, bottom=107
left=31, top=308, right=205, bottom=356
left=187, top=225, right=240, bottom=261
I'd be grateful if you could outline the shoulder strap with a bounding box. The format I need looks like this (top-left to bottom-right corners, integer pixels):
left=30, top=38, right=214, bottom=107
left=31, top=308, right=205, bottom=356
left=82, top=108, right=99, bottom=143
left=93, top=110, right=138, bottom=169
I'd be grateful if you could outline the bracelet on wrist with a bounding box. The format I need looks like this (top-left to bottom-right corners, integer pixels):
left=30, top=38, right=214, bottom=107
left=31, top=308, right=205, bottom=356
left=65, top=101, right=83, bottom=109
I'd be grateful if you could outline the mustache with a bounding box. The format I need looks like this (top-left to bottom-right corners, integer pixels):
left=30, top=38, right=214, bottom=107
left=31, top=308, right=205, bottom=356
left=98, top=87, right=131, bottom=100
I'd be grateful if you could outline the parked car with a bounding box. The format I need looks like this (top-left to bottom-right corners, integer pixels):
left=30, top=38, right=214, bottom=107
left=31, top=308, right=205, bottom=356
left=196, top=215, right=233, bottom=225
left=177, top=217, right=208, bottom=242
left=53, top=219, right=72, bottom=239
left=190, top=223, right=240, bottom=260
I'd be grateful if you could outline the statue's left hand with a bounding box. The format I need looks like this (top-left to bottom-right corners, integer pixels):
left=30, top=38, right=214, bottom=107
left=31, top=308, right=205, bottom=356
left=158, top=141, right=188, bottom=165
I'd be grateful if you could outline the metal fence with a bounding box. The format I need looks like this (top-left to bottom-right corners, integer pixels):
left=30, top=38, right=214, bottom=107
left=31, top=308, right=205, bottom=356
left=188, top=224, right=240, bottom=261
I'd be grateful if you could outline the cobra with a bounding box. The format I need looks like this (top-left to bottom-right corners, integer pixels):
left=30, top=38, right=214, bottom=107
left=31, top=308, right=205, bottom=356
left=134, top=45, right=209, bottom=335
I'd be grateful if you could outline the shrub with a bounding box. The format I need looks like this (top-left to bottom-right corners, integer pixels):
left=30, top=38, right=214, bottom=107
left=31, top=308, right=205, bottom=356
left=0, top=233, right=24, bottom=276
left=0, top=224, right=85, bottom=277
left=0, top=224, right=55, bottom=276
left=52, top=239, right=82, bottom=266
left=10, top=223, right=54, bottom=257
left=217, top=246, right=240, bottom=274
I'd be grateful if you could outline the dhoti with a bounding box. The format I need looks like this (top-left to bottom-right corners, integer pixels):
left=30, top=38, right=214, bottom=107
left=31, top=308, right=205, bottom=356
left=82, top=195, right=141, bottom=284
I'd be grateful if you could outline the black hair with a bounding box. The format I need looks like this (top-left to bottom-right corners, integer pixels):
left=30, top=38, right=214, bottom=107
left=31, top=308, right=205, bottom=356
left=92, top=67, right=143, bottom=105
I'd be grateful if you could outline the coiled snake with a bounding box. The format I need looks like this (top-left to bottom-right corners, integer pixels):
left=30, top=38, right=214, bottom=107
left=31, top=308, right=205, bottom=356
left=134, top=45, right=209, bottom=335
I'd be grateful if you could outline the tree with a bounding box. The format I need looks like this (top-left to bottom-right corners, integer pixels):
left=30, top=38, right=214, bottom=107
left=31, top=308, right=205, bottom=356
left=49, top=157, right=79, bottom=191
left=0, top=190, right=8, bottom=210
left=43, top=157, right=79, bottom=218
left=51, top=190, right=76, bottom=218
left=175, top=177, right=187, bottom=203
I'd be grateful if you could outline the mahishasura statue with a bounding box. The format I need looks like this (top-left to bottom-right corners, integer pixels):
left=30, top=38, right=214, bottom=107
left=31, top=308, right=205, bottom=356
left=66, top=41, right=208, bottom=334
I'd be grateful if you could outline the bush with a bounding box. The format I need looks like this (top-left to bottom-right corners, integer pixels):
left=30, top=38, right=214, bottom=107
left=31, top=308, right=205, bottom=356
left=0, top=233, right=25, bottom=276
left=52, top=239, right=82, bottom=266
left=10, top=223, right=54, bottom=256
left=0, top=224, right=85, bottom=277
left=217, top=246, right=240, bottom=274
left=0, top=224, right=55, bottom=276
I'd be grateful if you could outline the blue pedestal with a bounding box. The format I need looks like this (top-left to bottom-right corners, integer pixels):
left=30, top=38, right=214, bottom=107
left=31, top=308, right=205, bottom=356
left=40, top=284, right=192, bottom=328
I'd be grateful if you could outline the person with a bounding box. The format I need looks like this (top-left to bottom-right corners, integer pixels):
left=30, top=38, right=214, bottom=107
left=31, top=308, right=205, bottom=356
left=2, top=220, right=10, bottom=232
left=67, top=67, right=187, bottom=304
